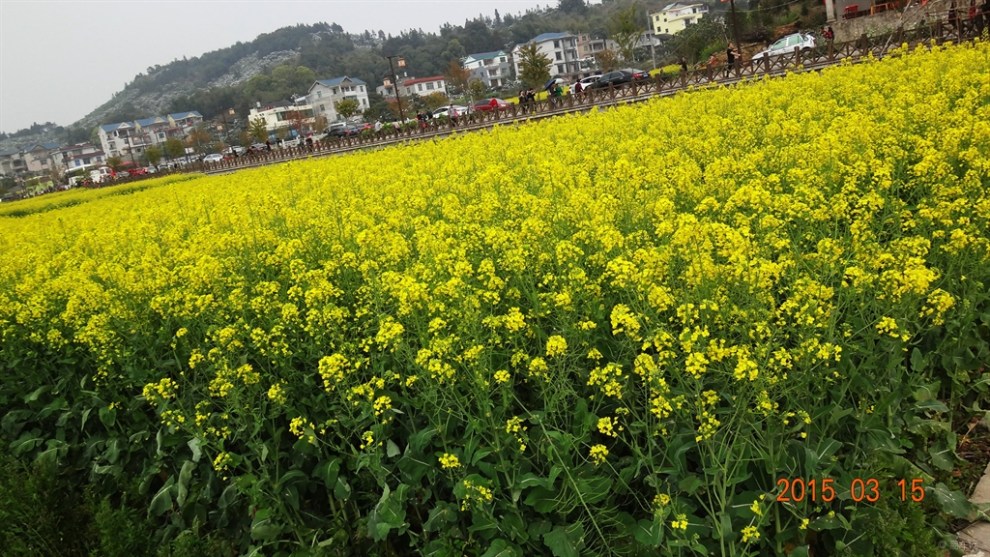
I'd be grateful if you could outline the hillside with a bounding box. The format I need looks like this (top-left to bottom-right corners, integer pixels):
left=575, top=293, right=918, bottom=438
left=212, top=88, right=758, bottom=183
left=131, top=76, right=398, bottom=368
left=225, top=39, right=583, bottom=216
left=0, top=0, right=824, bottom=153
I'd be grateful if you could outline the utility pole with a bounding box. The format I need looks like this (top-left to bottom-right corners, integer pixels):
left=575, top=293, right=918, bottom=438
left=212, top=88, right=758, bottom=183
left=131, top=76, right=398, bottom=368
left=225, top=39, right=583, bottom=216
left=386, top=55, right=407, bottom=122
left=727, top=0, right=743, bottom=52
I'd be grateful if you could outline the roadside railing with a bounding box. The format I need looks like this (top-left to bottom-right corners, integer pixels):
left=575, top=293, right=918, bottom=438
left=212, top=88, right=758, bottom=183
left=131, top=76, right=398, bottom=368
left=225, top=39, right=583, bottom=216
left=201, top=20, right=985, bottom=174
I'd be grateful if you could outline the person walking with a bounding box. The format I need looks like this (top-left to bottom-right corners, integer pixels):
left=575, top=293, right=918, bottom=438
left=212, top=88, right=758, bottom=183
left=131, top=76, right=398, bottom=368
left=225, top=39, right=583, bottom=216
left=725, top=44, right=740, bottom=77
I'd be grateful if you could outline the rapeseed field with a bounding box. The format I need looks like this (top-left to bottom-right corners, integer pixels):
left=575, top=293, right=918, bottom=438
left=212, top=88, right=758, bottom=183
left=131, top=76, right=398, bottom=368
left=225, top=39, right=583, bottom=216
left=1, top=41, right=988, bottom=556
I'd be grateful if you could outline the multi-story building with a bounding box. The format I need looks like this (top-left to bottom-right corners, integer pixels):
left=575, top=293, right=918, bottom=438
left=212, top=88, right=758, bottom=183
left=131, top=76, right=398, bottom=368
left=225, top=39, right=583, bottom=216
left=650, top=3, right=709, bottom=35
left=462, top=50, right=513, bottom=88
left=22, top=143, right=60, bottom=174
left=248, top=101, right=315, bottom=137
left=576, top=34, right=618, bottom=60
left=97, top=111, right=204, bottom=159
left=56, top=143, right=106, bottom=173
left=307, top=76, right=370, bottom=124
left=512, top=32, right=580, bottom=79
left=0, top=149, right=27, bottom=177
left=377, top=75, right=448, bottom=98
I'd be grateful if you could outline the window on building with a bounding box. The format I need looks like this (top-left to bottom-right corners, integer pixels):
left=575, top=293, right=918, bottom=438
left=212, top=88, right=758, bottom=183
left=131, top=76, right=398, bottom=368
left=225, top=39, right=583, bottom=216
left=417, top=83, right=423, bottom=91
left=425, top=82, right=434, bottom=90
left=554, top=40, right=560, bottom=48
left=556, top=52, right=562, bottom=60
left=317, top=91, right=322, bottom=98
left=557, top=64, right=563, bottom=73
left=499, top=57, right=506, bottom=62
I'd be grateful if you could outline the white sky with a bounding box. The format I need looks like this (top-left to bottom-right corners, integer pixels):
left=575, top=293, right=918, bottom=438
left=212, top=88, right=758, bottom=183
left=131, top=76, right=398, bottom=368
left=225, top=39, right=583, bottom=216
left=0, top=0, right=552, bottom=133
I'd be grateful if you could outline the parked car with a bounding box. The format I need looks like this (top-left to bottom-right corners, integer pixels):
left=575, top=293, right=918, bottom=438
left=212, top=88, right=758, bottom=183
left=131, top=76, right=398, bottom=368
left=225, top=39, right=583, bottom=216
left=279, top=137, right=301, bottom=148
left=203, top=153, right=224, bottom=163
left=224, top=146, right=247, bottom=156
left=431, top=105, right=469, bottom=119
left=623, top=68, right=651, bottom=81
left=588, top=70, right=635, bottom=89
left=751, top=33, right=817, bottom=60
left=570, top=74, right=602, bottom=92
left=130, top=167, right=148, bottom=176
left=473, top=98, right=510, bottom=112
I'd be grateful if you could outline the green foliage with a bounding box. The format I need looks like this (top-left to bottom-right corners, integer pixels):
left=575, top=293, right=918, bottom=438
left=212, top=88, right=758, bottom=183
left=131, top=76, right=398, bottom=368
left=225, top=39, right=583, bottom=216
left=334, top=98, right=361, bottom=120
left=163, top=138, right=185, bottom=159
left=608, top=3, right=644, bottom=64
left=145, top=146, right=163, bottom=167
left=516, top=43, right=552, bottom=89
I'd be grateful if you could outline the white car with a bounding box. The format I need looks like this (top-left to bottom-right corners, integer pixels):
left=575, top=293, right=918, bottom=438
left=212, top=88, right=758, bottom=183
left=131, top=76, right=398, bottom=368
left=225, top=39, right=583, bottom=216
left=203, top=153, right=224, bottom=163
left=431, top=105, right=469, bottom=119
left=570, top=74, right=601, bottom=92
left=751, top=33, right=817, bottom=61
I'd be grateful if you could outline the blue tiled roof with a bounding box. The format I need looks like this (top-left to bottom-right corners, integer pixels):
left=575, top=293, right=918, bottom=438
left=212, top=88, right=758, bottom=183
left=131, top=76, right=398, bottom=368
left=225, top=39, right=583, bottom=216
left=315, top=76, right=366, bottom=87
left=100, top=122, right=133, bottom=132
left=465, top=50, right=505, bottom=61
left=531, top=32, right=572, bottom=43
left=169, top=111, right=202, bottom=120
left=135, top=116, right=168, bottom=127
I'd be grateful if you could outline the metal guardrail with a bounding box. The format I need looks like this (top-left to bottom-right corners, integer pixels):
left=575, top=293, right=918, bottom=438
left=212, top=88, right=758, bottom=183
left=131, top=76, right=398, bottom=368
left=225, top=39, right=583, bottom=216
left=200, top=20, right=985, bottom=175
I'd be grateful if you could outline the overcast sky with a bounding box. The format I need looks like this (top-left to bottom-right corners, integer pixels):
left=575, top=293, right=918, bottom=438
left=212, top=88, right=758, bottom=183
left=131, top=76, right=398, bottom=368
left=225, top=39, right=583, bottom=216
left=0, top=0, right=554, bottom=134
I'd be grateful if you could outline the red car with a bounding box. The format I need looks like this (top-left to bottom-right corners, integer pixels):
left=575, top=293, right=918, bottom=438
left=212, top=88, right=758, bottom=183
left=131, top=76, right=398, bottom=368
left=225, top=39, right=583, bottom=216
left=473, top=98, right=510, bottom=112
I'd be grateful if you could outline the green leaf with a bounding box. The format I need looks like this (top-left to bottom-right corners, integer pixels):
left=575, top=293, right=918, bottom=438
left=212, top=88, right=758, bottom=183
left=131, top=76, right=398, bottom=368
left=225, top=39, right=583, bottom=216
left=916, top=400, right=949, bottom=413
left=409, top=428, right=436, bottom=454
left=386, top=439, right=401, bottom=458
left=633, top=518, right=663, bottom=547
left=575, top=476, right=611, bottom=505
left=910, top=348, right=928, bottom=373
left=250, top=508, right=282, bottom=541
left=481, top=538, right=522, bottom=557
left=501, top=511, right=529, bottom=542
left=368, top=484, right=407, bottom=541
left=423, top=502, right=458, bottom=532
left=516, top=473, right=547, bottom=489
left=23, top=386, right=48, bottom=403
left=177, top=460, right=195, bottom=507
left=931, top=482, right=975, bottom=519
left=10, top=434, right=43, bottom=456
left=187, top=437, right=202, bottom=463
left=314, top=459, right=341, bottom=488
left=98, top=405, right=116, bottom=428
left=678, top=474, right=703, bottom=495
left=523, top=487, right=559, bottom=514
left=149, top=476, right=175, bottom=516
left=218, top=485, right=239, bottom=509
left=542, top=524, right=582, bottom=557
left=333, top=477, right=351, bottom=500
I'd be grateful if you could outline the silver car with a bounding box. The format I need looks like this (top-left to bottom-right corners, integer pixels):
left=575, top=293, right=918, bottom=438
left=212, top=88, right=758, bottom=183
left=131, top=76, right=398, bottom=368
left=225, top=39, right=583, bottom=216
left=751, top=33, right=817, bottom=60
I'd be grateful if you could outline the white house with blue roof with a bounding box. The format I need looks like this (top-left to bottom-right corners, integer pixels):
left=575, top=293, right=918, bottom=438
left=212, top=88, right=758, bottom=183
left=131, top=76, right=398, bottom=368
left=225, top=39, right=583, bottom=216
left=306, top=76, right=370, bottom=125
left=512, top=32, right=580, bottom=79
left=97, top=111, right=203, bottom=159
left=462, top=50, right=513, bottom=89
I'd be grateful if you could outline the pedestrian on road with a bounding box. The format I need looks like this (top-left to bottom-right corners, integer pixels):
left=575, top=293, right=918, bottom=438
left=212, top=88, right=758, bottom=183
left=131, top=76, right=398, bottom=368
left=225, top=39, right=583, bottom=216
left=680, top=57, right=688, bottom=72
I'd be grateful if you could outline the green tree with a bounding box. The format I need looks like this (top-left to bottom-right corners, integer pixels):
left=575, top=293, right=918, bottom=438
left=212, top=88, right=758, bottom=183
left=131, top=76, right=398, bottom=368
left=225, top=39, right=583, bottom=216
left=249, top=117, right=268, bottom=143
left=559, top=0, right=588, bottom=15
left=609, top=3, right=645, bottom=63
left=516, top=42, right=552, bottom=89
left=422, top=92, right=449, bottom=111
left=186, top=126, right=212, bottom=154
left=467, top=79, right=487, bottom=103
left=106, top=156, right=124, bottom=172
left=335, top=98, right=360, bottom=121
left=594, top=48, right=620, bottom=71
left=445, top=59, right=471, bottom=96
left=145, top=146, right=162, bottom=167
left=164, top=138, right=185, bottom=160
